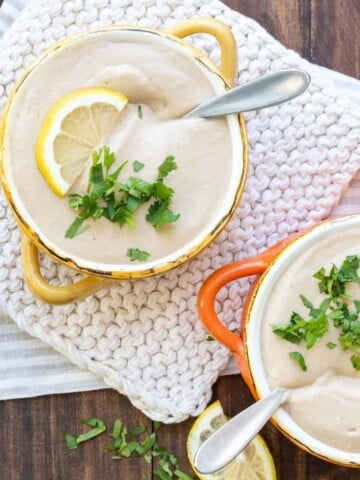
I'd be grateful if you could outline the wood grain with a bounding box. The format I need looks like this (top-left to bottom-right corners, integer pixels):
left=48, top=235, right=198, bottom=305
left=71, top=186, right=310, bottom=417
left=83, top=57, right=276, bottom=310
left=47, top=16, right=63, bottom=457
left=311, top=0, right=359, bottom=77
left=224, top=0, right=311, bottom=56
left=0, top=391, right=151, bottom=480
left=0, top=1, right=359, bottom=479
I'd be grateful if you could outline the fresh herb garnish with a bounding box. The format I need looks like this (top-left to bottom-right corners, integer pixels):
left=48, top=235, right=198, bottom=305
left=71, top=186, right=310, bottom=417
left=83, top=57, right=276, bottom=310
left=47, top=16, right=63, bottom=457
left=65, top=146, right=180, bottom=243
left=351, top=355, right=360, bottom=371
left=137, top=105, right=143, bottom=119
left=66, top=417, right=194, bottom=479
left=272, top=255, right=360, bottom=371
left=127, top=248, right=150, bottom=262
left=133, top=160, right=145, bottom=172
left=289, top=351, right=307, bottom=371
left=157, top=155, right=177, bottom=182
left=146, top=201, right=180, bottom=230
left=65, top=418, right=106, bottom=449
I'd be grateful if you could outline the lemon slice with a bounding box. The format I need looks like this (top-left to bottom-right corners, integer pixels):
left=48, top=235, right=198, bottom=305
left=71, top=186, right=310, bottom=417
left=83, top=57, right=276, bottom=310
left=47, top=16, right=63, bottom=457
left=35, top=87, right=128, bottom=197
left=187, top=401, right=277, bottom=480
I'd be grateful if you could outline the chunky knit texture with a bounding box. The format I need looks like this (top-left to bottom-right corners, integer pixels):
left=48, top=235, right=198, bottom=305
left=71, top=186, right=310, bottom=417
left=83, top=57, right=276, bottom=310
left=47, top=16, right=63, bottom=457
left=0, top=0, right=359, bottom=422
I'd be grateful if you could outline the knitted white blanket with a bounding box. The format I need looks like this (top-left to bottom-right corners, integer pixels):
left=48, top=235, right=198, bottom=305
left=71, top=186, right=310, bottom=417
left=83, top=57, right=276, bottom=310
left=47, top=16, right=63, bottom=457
left=0, top=0, right=359, bottom=422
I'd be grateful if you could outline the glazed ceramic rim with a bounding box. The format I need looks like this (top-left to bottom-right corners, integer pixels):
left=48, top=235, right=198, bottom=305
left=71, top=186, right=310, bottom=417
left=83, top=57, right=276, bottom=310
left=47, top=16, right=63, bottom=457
left=246, top=215, right=360, bottom=466
left=0, top=25, right=248, bottom=279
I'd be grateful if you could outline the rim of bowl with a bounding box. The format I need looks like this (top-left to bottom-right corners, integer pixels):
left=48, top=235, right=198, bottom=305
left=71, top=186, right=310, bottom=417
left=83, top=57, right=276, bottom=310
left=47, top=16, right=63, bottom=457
left=245, top=214, right=360, bottom=466
left=0, top=25, right=248, bottom=279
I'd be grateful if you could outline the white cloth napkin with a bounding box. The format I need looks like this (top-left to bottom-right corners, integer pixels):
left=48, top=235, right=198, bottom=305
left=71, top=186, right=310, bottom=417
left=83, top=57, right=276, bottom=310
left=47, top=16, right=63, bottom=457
left=0, top=0, right=359, bottom=422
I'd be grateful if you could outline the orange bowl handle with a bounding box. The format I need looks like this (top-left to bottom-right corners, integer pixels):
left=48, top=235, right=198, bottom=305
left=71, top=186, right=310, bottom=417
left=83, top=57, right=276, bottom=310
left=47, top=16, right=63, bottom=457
left=21, top=236, right=111, bottom=305
left=165, top=18, right=237, bottom=85
left=197, top=236, right=297, bottom=354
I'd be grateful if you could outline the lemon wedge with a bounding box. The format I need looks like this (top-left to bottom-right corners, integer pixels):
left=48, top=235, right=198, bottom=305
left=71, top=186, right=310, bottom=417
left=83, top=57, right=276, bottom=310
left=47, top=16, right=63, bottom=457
left=187, top=401, right=277, bottom=480
left=35, top=87, right=128, bottom=197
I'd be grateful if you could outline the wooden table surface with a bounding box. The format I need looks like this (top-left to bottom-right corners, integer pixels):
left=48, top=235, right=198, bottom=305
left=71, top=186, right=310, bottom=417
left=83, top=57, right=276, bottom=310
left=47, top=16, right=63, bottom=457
left=1, top=1, right=359, bottom=479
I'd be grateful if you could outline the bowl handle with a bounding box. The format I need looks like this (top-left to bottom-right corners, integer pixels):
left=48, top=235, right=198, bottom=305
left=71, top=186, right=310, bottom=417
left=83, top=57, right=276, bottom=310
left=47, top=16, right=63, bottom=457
left=165, top=18, right=237, bottom=85
left=197, top=236, right=297, bottom=355
left=22, top=235, right=111, bottom=305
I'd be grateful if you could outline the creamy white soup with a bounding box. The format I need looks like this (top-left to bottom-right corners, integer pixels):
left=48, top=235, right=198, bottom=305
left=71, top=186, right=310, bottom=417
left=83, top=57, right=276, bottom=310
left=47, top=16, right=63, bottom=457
left=4, top=31, right=240, bottom=269
left=261, top=229, right=360, bottom=452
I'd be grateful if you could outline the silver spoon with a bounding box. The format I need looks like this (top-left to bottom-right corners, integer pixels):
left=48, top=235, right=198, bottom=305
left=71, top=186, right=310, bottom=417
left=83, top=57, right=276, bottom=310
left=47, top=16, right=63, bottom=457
left=194, top=388, right=287, bottom=474
left=185, top=69, right=310, bottom=118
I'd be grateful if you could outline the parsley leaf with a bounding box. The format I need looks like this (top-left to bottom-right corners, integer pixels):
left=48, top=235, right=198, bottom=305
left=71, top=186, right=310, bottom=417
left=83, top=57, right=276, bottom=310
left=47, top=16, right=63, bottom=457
left=137, top=105, right=143, bottom=119
left=65, top=216, right=90, bottom=239
left=174, top=471, right=194, bottom=480
left=351, top=355, right=360, bottom=371
left=338, top=255, right=360, bottom=283
left=157, top=155, right=177, bottom=181
left=64, top=418, right=106, bottom=449
left=127, top=248, right=150, bottom=262
left=326, top=342, right=337, bottom=349
left=131, top=425, right=146, bottom=436
left=65, top=433, right=78, bottom=450
left=146, top=201, right=180, bottom=229
left=133, top=160, right=145, bottom=172
left=289, top=351, right=307, bottom=371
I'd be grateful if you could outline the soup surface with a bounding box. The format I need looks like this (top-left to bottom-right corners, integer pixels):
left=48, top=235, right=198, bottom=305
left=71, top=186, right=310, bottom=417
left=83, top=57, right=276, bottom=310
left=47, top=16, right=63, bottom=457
left=4, top=31, right=240, bottom=269
left=261, top=225, right=360, bottom=452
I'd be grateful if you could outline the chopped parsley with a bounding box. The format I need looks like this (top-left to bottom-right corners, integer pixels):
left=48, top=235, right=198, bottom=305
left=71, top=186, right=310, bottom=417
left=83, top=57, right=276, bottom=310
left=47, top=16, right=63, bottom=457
left=137, top=105, right=143, bottom=119
left=289, top=351, right=307, bottom=371
left=127, top=248, right=150, bottom=262
left=157, top=155, right=177, bottom=181
left=65, top=418, right=106, bottom=449
left=272, top=255, right=360, bottom=371
left=65, top=147, right=180, bottom=258
left=65, top=417, right=194, bottom=479
left=133, top=160, right=145, bottom=172
left=351, top=355, right=360, bottom=371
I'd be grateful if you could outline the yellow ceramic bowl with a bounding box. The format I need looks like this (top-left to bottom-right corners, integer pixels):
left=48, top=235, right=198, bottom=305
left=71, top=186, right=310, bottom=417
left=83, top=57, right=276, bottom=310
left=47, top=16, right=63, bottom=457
left=0, top=18, right=248, bottom=304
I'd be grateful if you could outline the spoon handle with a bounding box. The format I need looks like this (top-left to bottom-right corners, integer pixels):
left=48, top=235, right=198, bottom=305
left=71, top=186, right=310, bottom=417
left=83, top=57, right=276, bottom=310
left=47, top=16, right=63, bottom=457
left=186, top=69, right=310, bottom=118
left=193, top=388, right=287, bottom=475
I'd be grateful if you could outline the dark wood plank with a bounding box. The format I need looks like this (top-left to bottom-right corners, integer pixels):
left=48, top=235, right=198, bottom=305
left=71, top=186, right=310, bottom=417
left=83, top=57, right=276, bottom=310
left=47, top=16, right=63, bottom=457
left=311, top=0, right=359, bottom=77
left=224, top=0, right=311, bottom=57
left=0, top=390, right=151, bottom=480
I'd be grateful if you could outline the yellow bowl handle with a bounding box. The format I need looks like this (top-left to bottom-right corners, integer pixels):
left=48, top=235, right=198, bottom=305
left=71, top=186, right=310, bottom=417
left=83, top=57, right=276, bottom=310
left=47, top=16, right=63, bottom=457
left=165, top=17, right=237, bottom=85
left=22, top=235, right=111, bottom=305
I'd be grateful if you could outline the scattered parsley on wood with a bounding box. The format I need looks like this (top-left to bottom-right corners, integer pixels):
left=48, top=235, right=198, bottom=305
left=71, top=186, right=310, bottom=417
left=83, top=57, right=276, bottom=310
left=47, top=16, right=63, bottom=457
left=65, top=417, right=195, bottom=480
left=272, top=255, right=360, bottom=371
left=65, top=418, right=106, bottom=449
left=65, top=147, right=180, bottom=251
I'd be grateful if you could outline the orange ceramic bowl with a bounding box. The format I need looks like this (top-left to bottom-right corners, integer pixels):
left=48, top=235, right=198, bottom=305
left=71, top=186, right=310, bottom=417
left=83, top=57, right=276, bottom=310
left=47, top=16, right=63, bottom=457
left=198, top=215, right=360, bottom=467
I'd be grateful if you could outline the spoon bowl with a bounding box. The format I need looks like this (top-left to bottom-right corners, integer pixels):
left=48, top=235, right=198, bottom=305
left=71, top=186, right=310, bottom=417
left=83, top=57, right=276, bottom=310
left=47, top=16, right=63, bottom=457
left=194, top=388, right=287, bottom=474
